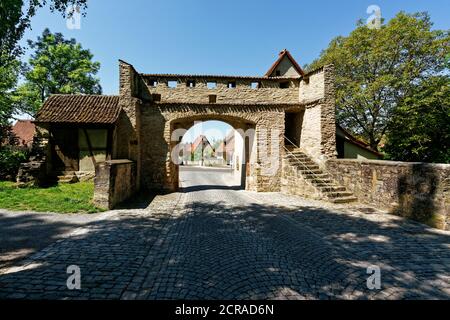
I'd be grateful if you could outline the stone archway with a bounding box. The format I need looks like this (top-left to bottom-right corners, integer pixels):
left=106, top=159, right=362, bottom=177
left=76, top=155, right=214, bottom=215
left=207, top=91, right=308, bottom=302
left=138, top=103, right=286, bottom=193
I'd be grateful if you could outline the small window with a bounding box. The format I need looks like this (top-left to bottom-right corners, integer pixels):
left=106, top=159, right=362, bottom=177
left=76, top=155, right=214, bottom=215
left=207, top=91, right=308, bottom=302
left=168, top=80, right=177, bottom=88
left=227, top=81, right=236, bottom=89
left=152, top=93, right=161, bottom=102
left=280, top=81, right=290, bottom=89
left=275, top=70, right=281, bottom=76
left=250, top=82, right=259, bottom=89
left=209, top=94, right=217, bottom=103
left=148, top=79, right=158, bottom=87
left=186, top=80, right=196, bottom=88
left=207, top=82, right=217, bottom=89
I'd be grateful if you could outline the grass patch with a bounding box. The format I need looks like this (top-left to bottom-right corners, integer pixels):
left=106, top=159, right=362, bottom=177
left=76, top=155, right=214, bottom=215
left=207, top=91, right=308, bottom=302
left=0, top=181, right=104, bottom=213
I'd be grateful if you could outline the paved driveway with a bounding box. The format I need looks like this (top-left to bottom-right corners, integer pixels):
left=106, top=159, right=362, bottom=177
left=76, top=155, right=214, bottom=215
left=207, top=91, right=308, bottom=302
left=0, top=166, right=449, bottom=299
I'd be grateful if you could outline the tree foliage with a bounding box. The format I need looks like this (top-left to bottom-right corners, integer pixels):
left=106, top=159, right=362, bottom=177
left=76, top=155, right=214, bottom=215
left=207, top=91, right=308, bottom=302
left=0, top=57, right=21, bottom=142
left=0, top=0, right=87, bottom=65
left=308, top=12, right=449, bottom=153
left=384, top=76, right=450, bottom=163
left=14, top=28, right=101, bottom=116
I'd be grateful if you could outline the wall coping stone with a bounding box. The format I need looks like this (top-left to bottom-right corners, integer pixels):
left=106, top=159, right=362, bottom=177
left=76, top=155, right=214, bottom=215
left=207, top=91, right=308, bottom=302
left=328, top=158, right=450, bottom=169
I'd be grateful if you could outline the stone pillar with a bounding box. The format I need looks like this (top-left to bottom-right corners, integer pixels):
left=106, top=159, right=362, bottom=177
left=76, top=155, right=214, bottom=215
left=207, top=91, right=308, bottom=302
left=93, top=160, right=136, bottom=210
left=321, top=64, right=337, bottom=160
left=116, top=60, right=143, bottom=190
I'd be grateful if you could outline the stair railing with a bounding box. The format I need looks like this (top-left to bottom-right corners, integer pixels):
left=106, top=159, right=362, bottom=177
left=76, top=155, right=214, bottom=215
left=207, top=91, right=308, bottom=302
left=282, top=135, right=330, bottom=185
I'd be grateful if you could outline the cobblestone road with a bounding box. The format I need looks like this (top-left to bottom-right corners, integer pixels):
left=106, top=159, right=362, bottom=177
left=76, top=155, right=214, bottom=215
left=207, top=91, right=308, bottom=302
left=0, top=166, right=449, bottom=299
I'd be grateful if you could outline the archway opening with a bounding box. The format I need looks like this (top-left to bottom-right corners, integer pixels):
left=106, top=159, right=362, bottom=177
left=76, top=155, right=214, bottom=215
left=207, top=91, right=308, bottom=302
left=175, top=120, right=247, bottom=191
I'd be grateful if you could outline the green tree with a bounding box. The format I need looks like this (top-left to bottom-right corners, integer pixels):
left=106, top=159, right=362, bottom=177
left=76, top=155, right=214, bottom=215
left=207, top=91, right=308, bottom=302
left=14, top=29, right=101, bottom=116
left=0, top=0, right=87, bottom=65
left=0, top=57, right=21, bottom=142
left=308, top=12, right=449, bottom=151
left=383, top=76, right=450, bottom=163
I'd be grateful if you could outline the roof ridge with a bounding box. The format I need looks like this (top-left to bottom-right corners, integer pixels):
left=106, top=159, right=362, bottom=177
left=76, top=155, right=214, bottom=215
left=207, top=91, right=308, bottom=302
left=264, top=49, right=304, bottom=77
left=48, top=94, right=119, bottom=97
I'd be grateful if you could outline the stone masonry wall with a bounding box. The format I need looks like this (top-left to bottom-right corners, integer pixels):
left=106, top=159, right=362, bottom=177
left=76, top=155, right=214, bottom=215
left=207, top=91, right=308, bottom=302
left=144, top=76, right=299, bottom=104
left=299, top=104, right=322, bottom=161
left=280, top=158, right=322, bottom=199
left=326, top=159, right=450, bottom=230
left=139, top=103, right=288, bottom=192
left=93, top=160, right=136, bottom=210
left=298, top=65, right=337, bottom=164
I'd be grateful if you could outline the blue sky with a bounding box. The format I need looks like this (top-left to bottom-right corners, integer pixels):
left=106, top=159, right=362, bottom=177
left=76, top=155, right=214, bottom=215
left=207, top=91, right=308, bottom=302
left=19, top=0, right=450, bottom=138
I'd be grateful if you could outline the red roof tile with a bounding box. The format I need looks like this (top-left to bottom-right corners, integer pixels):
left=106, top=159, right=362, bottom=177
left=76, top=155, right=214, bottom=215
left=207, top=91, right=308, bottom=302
left=35, top=94, right=121, bottom=124
left=11, top=120, right=36, bottom=146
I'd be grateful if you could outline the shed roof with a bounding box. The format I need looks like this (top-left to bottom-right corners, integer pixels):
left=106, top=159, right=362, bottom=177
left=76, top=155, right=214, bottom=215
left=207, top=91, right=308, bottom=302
left=35, top=95, right=121, bottom=124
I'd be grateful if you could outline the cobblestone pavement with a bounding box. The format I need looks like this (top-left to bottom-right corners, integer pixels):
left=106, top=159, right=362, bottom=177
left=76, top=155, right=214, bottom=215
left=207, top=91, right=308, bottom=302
left=0, top=210, right=108, bottom=273
left=0, top=166, right=449, bottom=299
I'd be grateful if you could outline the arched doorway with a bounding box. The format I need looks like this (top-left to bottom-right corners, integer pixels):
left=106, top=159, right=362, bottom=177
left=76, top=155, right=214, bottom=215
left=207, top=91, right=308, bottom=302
left=169, top=116, right=256, bottom=191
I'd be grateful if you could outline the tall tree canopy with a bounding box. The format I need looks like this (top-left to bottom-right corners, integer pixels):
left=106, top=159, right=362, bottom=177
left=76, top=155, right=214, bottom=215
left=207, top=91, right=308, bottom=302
left=308, top=12, right=449, bottom=154
left=0, top=58, right=20, bottom=126
left=14, top=29, right=101, bottom=116
left=383, top=76, right=450, bottom=163
left=0, top=0, right=87, bottom=65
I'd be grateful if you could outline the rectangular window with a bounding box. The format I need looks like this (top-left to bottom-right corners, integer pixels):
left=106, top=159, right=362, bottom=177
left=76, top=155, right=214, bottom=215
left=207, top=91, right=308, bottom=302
left=168, top=80, right=177, bottom=88
left=275, top=70, right=281, bottom=76
left=209, top=94, right=217, bottom=103
left=228, top=81, right=236, bottom=89
left=207, top=82, right=217, bottom=89
left=186, top=80, right=196, bottom=88
left=280, top=81, right=290, bottom=89
left=250, top=82, right=260, bottom=89
left=148, top=79, right=158, bottom=87
left=78, top=129, right=108, bottom=172
left=152, top=93, right=161, bottom=102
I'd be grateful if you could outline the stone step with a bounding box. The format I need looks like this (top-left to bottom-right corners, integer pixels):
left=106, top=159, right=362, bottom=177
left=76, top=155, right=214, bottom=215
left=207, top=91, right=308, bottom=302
left=329, top=196, right=358, bottom=204
left=318, top=186, right=347, bottom=192
left=285, top=152, right=312, bottom=157
left=324, top=191, right=355, bottom=198
left=298, top=169, right=322, bottom=175
left=304, top=173, right=331, bottom=179
left=57, top=175, right=79, bottom=184
left=287, top=159, right=319, bottom=168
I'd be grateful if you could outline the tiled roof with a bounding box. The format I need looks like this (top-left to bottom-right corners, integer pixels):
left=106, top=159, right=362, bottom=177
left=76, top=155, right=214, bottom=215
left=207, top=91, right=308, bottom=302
left=11, top=120, right=36, bottom=146
left=336, top=125, right=383, bottom=158
left=265, top=49, right=304, bottom=77
left=36, top=95, right=121, bottom=124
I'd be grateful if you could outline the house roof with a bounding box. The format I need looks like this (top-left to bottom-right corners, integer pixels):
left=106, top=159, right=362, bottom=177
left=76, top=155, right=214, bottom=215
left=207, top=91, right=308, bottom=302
left=336, top=125, right=383, bottom=158
left=11, top=120, right=36, bottom=146
left=35, top=94, right=121, bottom=124
left=265, top=49, right=304, bottom=77
left=191, top=135, right=213, bottom=152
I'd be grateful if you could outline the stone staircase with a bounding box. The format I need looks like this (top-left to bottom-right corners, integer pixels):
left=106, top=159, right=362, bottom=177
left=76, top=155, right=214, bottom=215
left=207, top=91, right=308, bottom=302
left=282, top=147, right=357, bottom=204
left=56, top=171, right=79, bottom=184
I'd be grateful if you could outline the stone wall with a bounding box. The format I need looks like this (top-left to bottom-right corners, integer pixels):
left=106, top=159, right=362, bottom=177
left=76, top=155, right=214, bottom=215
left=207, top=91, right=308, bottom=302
left=299, top=104, right=321, bottom=160
left=93, top=160, right=136, bottom=210
left=143, top=76, right=299, bottom=104
left=115, top=61, right=145, bottom=190
left=280, top=158, right=322, bottom=199
left=298, top=65, right=337, bottom=164
left=326, top=159, right=450, bottom=230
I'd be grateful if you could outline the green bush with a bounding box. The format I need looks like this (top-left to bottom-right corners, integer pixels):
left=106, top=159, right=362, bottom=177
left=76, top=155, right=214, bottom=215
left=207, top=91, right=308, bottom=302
left=0, top=147, right=29, bottom=180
